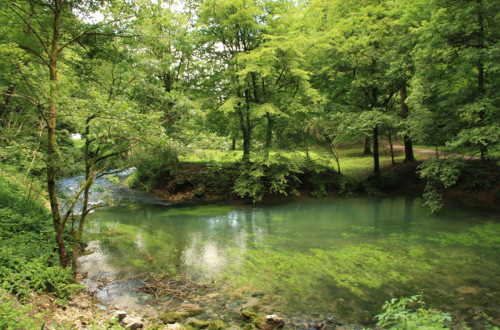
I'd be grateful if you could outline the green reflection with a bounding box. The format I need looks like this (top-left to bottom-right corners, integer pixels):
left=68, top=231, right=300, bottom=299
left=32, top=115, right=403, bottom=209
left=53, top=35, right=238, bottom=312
left=84, top=197, right=500, bottom=324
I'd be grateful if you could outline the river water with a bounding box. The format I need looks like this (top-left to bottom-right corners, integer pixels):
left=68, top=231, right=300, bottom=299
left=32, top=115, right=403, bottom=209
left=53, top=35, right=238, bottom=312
left=70, top=177, right=500, bottom=328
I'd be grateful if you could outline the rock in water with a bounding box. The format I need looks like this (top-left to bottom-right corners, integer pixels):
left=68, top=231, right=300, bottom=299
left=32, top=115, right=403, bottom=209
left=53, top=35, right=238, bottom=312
left=116, top=310, right=127, bottom=322
left=259, top=314, right=285, bottom=330
left=120, top=315, right=144, bottom=329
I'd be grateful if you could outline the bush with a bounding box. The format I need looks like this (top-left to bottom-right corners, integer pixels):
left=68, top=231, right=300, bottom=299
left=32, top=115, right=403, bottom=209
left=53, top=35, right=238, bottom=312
left=234, top=157, right=302, bottom=202
left=0, top=294, right=40, bottom=329
left=419, top=158, right=464, bottom=214
left=0, top=166, right=79, bottom=300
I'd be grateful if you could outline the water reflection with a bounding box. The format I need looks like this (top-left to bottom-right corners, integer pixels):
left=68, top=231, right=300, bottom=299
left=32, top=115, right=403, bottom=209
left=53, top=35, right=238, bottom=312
left=83, top=197, right=500, bottom=324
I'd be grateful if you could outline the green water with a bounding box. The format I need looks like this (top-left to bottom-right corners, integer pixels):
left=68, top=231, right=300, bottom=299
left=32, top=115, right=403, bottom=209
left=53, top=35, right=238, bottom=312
left=84, top=196, right=500, bottom=326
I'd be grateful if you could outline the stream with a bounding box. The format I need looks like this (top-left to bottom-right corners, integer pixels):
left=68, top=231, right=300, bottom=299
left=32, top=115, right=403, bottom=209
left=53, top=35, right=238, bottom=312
left=58, top=173, right=500, bottom=328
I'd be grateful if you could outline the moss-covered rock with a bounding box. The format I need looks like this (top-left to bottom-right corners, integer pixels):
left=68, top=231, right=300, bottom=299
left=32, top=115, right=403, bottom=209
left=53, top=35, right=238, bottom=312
left=241, top=324, right=258, bottom=330
left=160, top=308, right=205, bottom=325
left=240, top=310, right=260, bottom=323
left=184, top=308, right=205, bottom=318
left=161, top=312, right=184, bottom=324
left=240, top=311, right=285, bottom=330
left=186, top=318, right=209, bottom=329
left=207, top=320, right=225, bottom=330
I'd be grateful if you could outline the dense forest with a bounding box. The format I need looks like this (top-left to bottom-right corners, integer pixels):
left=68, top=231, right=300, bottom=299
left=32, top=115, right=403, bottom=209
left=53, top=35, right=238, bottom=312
left=0, top=0, right=499, bottom=328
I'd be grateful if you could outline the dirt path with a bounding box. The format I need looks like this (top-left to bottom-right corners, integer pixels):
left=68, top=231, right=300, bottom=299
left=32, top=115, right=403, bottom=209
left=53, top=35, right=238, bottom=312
left=389, top=142, right=479, bottom=160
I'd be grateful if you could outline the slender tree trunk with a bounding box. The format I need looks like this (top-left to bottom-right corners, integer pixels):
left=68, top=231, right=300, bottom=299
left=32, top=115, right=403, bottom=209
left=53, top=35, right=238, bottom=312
left=47, top=0, right=68, bottom=268
left=476, top=0, right=488, bottom=161
left=363, top=137, right=372, bottom=155
left=240, top=89, right=252, bottom=163
left=72, top=120, right=92, bottom=272
left=0, top=83, right=16, bottom=123
left=264, top=113, right=273, bottom=159
left=231, top=138, right=236, bottom=150
left=388, top=133, right=395, bottom=165
left=400, top=84, right=415, bottom=162
left=373, top=125, right=380, bottom=178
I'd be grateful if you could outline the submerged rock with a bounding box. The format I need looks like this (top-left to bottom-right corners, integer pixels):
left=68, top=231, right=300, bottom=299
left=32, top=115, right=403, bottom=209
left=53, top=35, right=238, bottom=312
left=208, top=320, right=226, bottom=330
left=161, top=312, right=184, bottom=324
left=163, top=323, right=185, bottom=330
left=240, top=310, right=284, bottom=330
left=258, top=314, right=285, bottom=330
left=120, top=314, right=144, bottom=329
left=160, top=308, right=206, bottom=324
left=187, top=318, right=209, bottom=328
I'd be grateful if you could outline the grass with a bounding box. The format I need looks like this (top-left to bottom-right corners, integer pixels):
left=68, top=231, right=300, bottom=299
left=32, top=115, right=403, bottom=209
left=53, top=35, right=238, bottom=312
left=178, top=143, right=430, bottom=178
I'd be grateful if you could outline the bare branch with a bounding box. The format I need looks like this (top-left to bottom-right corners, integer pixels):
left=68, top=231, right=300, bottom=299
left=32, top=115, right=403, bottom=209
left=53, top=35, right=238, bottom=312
left=58, top=18, right=131, bottom=53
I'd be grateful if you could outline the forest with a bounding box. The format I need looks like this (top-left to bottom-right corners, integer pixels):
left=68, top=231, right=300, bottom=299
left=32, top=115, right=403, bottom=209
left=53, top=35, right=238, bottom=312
left=0, top=0, right=499, bottom=329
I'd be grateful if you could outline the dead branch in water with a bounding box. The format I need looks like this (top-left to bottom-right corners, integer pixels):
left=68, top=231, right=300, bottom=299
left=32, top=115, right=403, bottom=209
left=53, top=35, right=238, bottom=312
left=135, top=271, right=210, bottom=301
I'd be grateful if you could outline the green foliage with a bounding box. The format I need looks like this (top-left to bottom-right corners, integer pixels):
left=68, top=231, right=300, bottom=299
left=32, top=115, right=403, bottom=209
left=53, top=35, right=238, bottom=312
left=0, top=294, right=40, bottom=329
left=0, top=253, right=79, bottom=300
left=419, top=158, right=464, bottom=214
left=339, top=176, right=363, bottom=197
left=375, top=295, right=452, bottom=329
left=0, top=166, right=79, bottom=300
left=129, top=149, right=179, bottom=191
left=234, top=157, right=302, bottom=202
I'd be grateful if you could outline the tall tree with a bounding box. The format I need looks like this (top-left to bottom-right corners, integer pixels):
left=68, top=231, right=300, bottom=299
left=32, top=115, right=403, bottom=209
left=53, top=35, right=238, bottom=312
left=3, top=0, right=159, bottom=268
left=409, top=0, right=500, bottom=160
left=197, top=0, right=268, bottom=162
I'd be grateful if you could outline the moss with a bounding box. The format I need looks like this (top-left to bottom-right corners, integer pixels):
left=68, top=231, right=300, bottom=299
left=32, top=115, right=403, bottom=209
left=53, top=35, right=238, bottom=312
left=184, top=308, right=205, bottom=317
left=161, top=312, right=184, bottom=324
left=240, top=310, right=266, bottom=329
left=187, top=319, right=209, bottom=328
left=208, top=320, right=225, bottom=330
left=240, top=310, right=259, bottom=322
left=161, top=309, right=205, bottom=325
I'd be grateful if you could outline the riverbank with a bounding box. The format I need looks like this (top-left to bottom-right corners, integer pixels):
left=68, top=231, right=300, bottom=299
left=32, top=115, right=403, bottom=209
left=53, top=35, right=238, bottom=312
left=132, top=160, right=498, bottom=207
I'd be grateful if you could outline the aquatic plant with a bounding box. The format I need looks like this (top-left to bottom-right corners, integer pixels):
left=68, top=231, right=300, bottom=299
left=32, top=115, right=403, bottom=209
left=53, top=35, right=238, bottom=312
left=375, top=295, right=452, bottom=329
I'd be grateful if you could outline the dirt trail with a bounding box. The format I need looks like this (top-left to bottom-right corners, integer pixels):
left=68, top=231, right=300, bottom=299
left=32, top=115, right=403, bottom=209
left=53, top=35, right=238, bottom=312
left=389, top=142, right=479, bottom=160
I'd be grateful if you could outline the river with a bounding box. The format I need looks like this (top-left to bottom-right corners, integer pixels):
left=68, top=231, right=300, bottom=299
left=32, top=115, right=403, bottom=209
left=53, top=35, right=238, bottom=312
left=62, top=175, right=500, bottom=328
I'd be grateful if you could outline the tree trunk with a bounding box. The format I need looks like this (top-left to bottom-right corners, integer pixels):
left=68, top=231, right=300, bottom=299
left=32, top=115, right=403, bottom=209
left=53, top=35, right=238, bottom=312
left=240, top=89, right=252, bottom=163
left=388, top=133, right=395, bottom=165
left=0, top=83, right=16, bottom=123
left=231, top=138, right=236, bottom=150
left=373, top=125, right=380, bottom=178
left=264, top=113, right=273, bottom=159
left=400, top=84, right=415, bottom=162
left=363, top=137, right=372, bottom=155
left=47, top=0, right=68, bottom=268
left=476, top=0, right=487, bottom=161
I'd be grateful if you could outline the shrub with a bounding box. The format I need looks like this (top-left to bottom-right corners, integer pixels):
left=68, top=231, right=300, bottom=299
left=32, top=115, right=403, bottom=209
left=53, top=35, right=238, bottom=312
left=0, top=294, right=40, bottom=329
left=419, top=158, right=464, bottom=214
left=234, top=157, right=302, bottom=202
left=0, top=166, right=79, bottom=300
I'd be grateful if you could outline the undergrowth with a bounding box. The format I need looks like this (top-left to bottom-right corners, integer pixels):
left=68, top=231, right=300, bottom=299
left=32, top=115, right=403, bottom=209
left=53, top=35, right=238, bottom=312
left=0, top=165, right=80, bottom=302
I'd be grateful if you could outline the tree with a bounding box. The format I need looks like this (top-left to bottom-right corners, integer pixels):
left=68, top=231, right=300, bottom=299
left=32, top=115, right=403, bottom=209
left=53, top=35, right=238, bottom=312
left=197, top=0, right=268, bottom=162
left=409, top=0, right=500, bottom=160
left=309, top=0, right=401, bottom=178
left=4, top=0, right=168, bottom=270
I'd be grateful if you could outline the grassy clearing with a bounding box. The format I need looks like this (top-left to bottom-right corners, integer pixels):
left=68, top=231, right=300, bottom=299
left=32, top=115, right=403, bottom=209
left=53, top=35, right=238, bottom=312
left=178, top=143, right=429, bottom=178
